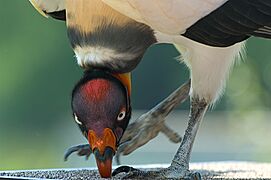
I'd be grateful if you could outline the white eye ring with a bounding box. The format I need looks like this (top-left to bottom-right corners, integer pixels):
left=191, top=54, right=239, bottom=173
left=74, top=113, right=82, bottom=125
left=117, top=111, right=126, bottom=121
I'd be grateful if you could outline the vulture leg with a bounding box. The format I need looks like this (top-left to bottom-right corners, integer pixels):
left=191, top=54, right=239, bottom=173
left=166, top=97, right=208, bottom=178
left=113, top=36, right=242, bottom=179
left=115, top=80, right=191, bottom=164
left=64, top=144, right=92, bottom=161
left=113, top=97, right=208, bottom=179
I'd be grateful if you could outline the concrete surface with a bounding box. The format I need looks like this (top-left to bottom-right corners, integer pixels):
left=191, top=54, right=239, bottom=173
left=1, top=162, right=271, bottom=179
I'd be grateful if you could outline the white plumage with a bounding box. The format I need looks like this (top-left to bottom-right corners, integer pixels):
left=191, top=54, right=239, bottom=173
left=30, top=0, right=65, bottom=13
left=157, top=31, right=244, bottom=103
left=102, top=0, right=228, bottom=34
left=75, top=46, right=139, bottom=68
left=174, top=37, right=244, bottom=103
left=102, top=0, right=242, bottom=103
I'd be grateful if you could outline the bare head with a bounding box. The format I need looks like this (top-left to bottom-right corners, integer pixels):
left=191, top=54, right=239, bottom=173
left=71, top=69, right=131, bottom=177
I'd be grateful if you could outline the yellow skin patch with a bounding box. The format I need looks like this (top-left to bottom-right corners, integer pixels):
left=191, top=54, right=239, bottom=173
left=113, top=73, right=132, bottom=96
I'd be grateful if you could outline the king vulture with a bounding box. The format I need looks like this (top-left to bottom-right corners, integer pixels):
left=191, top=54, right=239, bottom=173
left=29, top=0, right=271, bottom=179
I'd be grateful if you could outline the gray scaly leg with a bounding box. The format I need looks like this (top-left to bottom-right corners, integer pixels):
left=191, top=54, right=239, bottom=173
left=113, top=97, right=208, bottom=179
left=166, top=97, right=208, bottom=178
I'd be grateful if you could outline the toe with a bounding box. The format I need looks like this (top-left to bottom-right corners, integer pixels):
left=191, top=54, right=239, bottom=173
left=112, top=166, right=139, bottom=176
left=64, top=146, right=78, bottom=161
left=64, top=144, right=91, bottom=161
left=185, top=172, right=202, bottom=180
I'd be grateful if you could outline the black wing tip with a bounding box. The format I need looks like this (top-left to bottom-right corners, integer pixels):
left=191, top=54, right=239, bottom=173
left=46, top=10, right=66, bottom=21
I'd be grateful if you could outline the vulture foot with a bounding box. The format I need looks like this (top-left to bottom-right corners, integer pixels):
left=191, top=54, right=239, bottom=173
left=115, top=80, right=191, bottom=164
left=112, top=165, right=201, bottom=180
left=114, top=96, right=208, bottom=180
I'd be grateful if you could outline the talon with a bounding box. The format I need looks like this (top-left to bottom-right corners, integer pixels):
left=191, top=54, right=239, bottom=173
left=184, top=172, right=202, bottom=180
left=64, top=144, right=91, bottom=161
left=112, top=166, right=138, bottom=176
left=64, top=147, right=78, bottom=161
left=190, top=172, right=202, bottom=180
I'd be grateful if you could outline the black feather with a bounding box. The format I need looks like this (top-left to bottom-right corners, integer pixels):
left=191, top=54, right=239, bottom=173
left=183, top=0, right=271, bottom=47
left=46, top=10, right=66, bottom=21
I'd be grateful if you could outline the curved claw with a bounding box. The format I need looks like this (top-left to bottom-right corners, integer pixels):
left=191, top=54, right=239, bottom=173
left=64, top=144, right=91, bottom=161
left=113, top=166, right=202, bottom=180
left=113, top=166, right=161, bottom=179
left=185, top=172, right=202, bottom=180
left=112, top=166, right=139, bottom=176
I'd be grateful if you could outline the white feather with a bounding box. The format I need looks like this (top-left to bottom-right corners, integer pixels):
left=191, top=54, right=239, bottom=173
left=155, top=32, right=245, bottom=104
left=102, top=0, right=228, bottom=34
left=75, top=46, right=138, bottom=67
left=89, top=0, right=244, bottom=104
left=30, top=0, right=65, bottom=13
left=112, top=0, right=246, bottom=104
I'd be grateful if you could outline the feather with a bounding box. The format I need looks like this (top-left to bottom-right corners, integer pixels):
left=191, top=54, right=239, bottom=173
left=102, top=0, right=228, bottom=35
left=183, top=0, right=271, bottom=47
left=29, top=0, right=48, bottom=18
left=29, top=0, right=65, bottom=20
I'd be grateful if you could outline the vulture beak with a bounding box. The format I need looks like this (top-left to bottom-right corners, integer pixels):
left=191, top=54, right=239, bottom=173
left=88, top=128, right=117, bottom=178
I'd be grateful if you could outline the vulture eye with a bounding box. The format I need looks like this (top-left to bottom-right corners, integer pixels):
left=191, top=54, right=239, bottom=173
left=117, top=110, right=126, bottom=121
left=74, top=113, right=82, bottom=125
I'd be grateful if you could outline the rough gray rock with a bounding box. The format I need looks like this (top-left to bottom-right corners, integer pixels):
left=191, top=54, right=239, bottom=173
left=1, top=162, right=271, bottom=180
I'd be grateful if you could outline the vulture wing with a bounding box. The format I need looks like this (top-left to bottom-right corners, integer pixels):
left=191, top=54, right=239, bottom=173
left=29, top=0, right=66, bottom=21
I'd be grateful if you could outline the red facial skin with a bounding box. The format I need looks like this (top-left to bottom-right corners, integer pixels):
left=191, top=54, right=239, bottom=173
left=72, top=72, right=131, bottom=178
left=82, top=79, right=112, bottom=102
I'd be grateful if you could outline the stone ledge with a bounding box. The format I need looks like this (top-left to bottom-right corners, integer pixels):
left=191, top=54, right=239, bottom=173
left=1, top=162, right=271, bottom=179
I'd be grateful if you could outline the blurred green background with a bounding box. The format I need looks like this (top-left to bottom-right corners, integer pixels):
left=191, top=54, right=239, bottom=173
left=0, top=1, right=271, bottom=170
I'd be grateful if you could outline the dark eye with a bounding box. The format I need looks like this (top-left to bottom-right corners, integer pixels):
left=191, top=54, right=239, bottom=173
left=117, top=110, right=126, bottom=121
left=74, top=113, right=82, bottom=125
